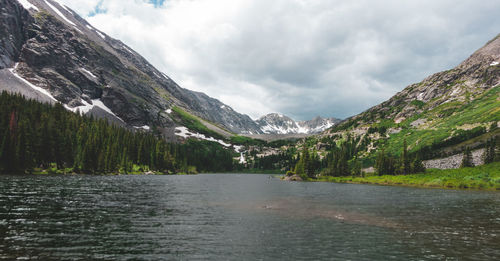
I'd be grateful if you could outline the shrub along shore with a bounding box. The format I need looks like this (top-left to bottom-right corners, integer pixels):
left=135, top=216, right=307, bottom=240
left=305, top=161, right=500, bottom=190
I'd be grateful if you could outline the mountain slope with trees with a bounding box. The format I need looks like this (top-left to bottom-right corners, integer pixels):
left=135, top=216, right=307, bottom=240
left=0, top=91, right=234, bottom=174
left=280, top=34, right=500, bottom=180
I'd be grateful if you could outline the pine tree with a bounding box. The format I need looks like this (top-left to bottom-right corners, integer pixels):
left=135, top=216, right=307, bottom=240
left=401, top=139, right=410, bottom=174
left=351, top=158, right=362, bottom=176
left=0, top=92, right=238, bottom=175
left=483, top=138, right=496, bottom=164
left=410, top=155, right=426, bottom=173
left=460, top=147, right=474, bottom=168
left=490, top=121, right=498, bottom=132
left=304, top=149, right=316, bottom=178
left=294, top=147, right=306, bottom=175
left=375, top=149, right=396, bottom=175
left=375, top=149, right=386, bottom=176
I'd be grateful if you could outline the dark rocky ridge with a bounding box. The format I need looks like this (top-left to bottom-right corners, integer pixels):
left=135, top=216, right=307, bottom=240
left=0, top=0, right=263, bottom=134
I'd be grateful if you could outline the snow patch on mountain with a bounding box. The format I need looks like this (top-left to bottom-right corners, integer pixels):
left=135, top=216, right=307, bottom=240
left=17, top=0, right=38, bottom=11
left=52, top=0, right=70, bottom=13
left=95, top=30, right=106, bottom=39
left=81, top=68, right=97, bottom=79
left=44, top=0, right=75, bottom=26
left=175, top=127, right=231, bottom=147
left=65, top=99, right=93, bottom=113
left=64, top=98, right=124, bottom=122
left=134, top=125, right=150, bottom=130
left=9, top=63, right=57, bottom=102
left=9, top=63, right=125, bottom=123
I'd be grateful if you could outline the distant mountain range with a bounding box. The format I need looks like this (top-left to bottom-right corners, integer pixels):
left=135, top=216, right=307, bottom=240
left=256, top=113, right=341, bottom=134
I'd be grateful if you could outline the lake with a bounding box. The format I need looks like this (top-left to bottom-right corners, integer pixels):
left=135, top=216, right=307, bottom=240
left=1, top=174, right=499, bottom=260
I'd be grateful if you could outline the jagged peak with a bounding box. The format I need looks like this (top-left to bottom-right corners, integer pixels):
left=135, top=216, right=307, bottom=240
left=256, top=113, right=340, bottom=134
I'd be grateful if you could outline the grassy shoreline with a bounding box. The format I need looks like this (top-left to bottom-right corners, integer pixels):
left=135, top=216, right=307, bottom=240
left=307, top=162, right=500, bottom=191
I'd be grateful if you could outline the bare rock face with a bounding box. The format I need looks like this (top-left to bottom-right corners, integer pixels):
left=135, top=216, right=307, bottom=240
left=0, top=0, right=33, bottom=69
left=423, top=149, right=485, bottom=170
left=0, top=0, right=263, bottom=134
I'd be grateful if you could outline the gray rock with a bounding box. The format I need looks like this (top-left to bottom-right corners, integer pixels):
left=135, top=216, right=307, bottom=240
left=423, top=149, right=485, bottom=170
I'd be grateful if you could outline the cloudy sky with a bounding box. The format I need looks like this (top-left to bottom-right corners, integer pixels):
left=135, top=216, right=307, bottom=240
left=58, top=0, right=500, bottom=120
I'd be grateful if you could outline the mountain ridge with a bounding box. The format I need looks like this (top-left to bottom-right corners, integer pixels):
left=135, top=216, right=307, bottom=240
left=329, top=33, right=500, bottom=132
left=256, top=113, right=341, bottom=134
left=0, top=0, right=263, bottom=136
left=317, top=32, right=499, bottom=164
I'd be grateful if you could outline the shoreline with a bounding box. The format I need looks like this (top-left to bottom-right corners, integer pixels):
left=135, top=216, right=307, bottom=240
left=282, top=161, right=500, bottom=191
left=309, top=177, right=500, bottom=191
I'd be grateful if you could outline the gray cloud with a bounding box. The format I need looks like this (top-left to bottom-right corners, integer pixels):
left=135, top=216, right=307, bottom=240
left=60, top=0, right=500, bottom=120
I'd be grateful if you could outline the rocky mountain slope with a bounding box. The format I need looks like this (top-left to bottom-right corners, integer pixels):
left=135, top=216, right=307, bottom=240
left=256, top=113, right=340, bottom=134
left=322, top=33, right=500, bottom=161
left=332, top=34, right=499, bottom=130
left=0, top=0, right=263, bottom=135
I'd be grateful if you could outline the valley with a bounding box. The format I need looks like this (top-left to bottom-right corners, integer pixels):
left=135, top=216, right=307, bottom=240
left=1, top=1, right=500, bottom=260
left=0, top=0, right=499, bottom=191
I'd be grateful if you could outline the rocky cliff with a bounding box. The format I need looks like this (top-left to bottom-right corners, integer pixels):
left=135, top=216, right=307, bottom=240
left=0, top=0, right=263, bottom=134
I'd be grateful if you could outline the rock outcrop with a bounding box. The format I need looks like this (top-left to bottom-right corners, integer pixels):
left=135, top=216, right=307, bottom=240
left=423, top=149, right=485, bottom=170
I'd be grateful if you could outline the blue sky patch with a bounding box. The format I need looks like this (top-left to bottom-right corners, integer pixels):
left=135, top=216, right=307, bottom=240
left=149, top=0, right=166, bottom=7
left=88, top=0, right=106, bottom=17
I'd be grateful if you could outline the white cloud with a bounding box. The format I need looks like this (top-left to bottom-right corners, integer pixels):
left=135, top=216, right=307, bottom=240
left=59, top=0, right=500, bottom=120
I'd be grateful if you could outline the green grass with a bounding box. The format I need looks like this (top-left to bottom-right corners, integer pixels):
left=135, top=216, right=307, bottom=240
left=231, top=169, right=284, bottom=174
left=410, top=100, right=426, bottom=109
left=230, top=135, right=266, bottom=146
left=313, top=161, right=500, bottom=190
left=377, top=86, right=500, bottom=157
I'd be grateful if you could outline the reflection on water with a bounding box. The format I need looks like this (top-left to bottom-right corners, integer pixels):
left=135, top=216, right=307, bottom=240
left=0, top=174, right=499, bottom=260
left=215, top=197, right=401, bottom=228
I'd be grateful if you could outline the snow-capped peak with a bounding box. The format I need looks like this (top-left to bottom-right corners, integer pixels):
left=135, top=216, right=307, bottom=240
left=255, top=113, right=340, bottom=134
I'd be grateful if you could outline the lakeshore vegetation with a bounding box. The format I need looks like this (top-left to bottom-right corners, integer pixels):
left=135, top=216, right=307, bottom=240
left=315, top=161, right=500, bottom=190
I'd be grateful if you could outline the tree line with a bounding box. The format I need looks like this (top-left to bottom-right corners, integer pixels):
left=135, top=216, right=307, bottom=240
left=289, top=136, right=426, bottom=179
left=289, top=135, right=364, bottom=178
left=0, top=92, right=234, bottom=174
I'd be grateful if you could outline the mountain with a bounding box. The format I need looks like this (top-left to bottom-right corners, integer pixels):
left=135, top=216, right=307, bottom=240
left=256, top=113, right=340, bottom=134
left=323, top=33, right=500, bottom=161
left=298, top=116, right=342, bottom=134
left=0, top=0, right=263, bottom=135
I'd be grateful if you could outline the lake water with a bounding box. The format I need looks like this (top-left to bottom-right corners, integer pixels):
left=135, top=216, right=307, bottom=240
left=0, top=174, right=499, bottom=260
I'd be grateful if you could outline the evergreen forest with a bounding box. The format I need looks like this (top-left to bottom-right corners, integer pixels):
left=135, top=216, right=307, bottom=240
left=0, top=92, right=234, bottom=174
